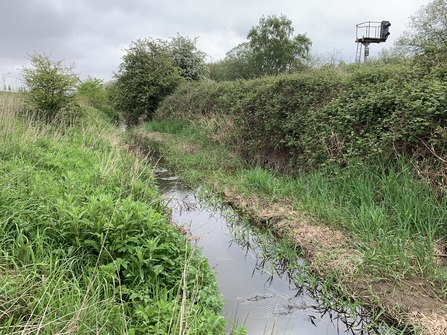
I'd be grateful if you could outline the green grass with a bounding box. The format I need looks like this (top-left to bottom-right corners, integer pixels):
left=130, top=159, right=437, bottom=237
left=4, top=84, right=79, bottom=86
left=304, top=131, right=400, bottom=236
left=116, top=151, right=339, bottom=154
left=0, top=94, right=229, bottom=334
left=139, top=119, right=447, bottom=282
left=140, top=119, right=244, bottom=183
left=0, top=249, right=126, bottom=334
left=213, top=157, right=447, bottom=285
left=144, top=119, right=188, bottom=134
left=137, top=117, right=447, bottom=332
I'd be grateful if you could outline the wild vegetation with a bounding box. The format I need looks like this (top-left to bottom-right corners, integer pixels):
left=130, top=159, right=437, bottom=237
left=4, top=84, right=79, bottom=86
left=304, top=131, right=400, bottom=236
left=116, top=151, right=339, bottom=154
left=3, top=1, right=447, bottom=334
left=208, top=14, right=312, bottom=81
left=394, top=0, right=447, bottom=55
left=155, top=57, right=447, bottom=179
left=109, top=14, right=311, bottom=126
left=125, top=1, right=447, bottom=334
left=111, top=35, right=208, bottom=125
left=0, top=85, right=229, bottom=333
left=20, top=53, right=81, bottom=122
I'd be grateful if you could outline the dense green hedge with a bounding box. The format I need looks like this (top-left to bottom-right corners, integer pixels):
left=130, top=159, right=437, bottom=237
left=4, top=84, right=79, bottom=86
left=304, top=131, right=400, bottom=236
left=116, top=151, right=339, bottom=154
left=155, top=58, right=447, bottom=174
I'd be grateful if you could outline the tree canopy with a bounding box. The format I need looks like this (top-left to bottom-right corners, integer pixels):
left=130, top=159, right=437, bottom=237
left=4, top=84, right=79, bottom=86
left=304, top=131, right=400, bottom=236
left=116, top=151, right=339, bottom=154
left=209, top=14, right=312, bottom=81
left=20, top=53, right=80, bottom=121
left=247, top=14, right=312, bottom=77
left=113, top=35, right=208, bottom=125
left=113, top=38, right=184, bottom=125
left=209, top=43, right=253, bottom=81
left=77, top=76, right=108, bottom=109
left=169, top=34, right=209, bottom=81
left=395, top=0, right=447, bottom=54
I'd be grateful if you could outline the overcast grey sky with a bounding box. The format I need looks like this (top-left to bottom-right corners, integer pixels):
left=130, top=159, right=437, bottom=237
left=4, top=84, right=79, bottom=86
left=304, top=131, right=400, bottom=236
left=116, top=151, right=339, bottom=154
left=0, top=0, right=429, bottom=88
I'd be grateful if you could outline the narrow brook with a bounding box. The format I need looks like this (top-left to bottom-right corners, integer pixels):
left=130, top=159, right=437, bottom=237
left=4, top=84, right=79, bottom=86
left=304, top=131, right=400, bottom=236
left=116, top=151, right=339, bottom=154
left=156, top=169, right=385, bottom=335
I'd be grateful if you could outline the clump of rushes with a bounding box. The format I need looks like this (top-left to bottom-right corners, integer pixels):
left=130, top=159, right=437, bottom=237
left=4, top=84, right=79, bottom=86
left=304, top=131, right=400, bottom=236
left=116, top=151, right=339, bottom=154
left=0, top=92, right=228, bottom=334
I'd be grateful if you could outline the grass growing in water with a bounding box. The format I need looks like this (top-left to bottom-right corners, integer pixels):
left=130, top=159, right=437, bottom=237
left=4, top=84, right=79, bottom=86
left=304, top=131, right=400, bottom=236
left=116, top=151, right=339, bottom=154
left=197, top=185, right=406, bottom=334
left=136, top=118, right=447, bottom=332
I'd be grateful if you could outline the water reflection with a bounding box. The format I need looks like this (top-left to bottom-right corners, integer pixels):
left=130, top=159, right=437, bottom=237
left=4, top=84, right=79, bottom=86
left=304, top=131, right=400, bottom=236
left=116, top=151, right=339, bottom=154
left=156, top=169, right=390, bottom=335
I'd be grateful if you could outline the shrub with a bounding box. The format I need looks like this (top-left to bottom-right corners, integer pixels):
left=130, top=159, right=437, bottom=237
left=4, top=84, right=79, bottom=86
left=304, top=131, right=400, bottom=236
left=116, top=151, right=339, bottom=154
left=20, top=53, right=80, bottom=121
left=77, top=76, right=109, bottom=108
left=155, top=58, right=447, bottom=176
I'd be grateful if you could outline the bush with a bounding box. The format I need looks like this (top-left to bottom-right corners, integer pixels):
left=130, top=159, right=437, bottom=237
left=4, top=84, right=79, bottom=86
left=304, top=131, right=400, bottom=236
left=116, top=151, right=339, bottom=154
left=20, top=53, right=80, bottom=121
left=77, top=76, right=109, bottom=108
left=155, top=58, right=447, bottom=176
left=113, top=39, right=184, bottom=125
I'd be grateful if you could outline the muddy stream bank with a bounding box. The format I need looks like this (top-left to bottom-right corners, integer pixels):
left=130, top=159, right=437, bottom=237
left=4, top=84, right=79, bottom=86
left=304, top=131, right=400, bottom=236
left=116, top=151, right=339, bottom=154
left=155, top=168, right=394, bottom=335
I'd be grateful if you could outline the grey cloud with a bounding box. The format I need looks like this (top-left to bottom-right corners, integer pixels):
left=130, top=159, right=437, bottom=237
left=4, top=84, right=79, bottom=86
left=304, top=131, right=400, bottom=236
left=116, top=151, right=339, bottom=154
left=0, top=0, right=430, bottom=88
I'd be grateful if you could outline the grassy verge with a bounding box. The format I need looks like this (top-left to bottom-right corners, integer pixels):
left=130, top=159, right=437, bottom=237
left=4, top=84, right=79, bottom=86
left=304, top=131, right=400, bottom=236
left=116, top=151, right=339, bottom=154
left=0, top=93, right=231, bottom=334
left=132, top=118, right=447, bottom=335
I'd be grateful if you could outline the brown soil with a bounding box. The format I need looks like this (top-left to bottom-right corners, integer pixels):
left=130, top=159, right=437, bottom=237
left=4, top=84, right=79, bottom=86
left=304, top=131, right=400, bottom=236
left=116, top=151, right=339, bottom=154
left=133, top=129, right=447, bottom=335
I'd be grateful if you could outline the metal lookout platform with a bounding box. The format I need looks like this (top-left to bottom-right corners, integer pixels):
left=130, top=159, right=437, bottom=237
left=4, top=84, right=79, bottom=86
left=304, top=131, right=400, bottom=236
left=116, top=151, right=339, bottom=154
left=355, top=20, right=391, bottom=63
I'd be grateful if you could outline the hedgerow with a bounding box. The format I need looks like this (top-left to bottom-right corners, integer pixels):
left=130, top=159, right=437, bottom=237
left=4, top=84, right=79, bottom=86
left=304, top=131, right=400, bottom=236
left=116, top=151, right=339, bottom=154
left=155, top=58, right=447, bottom=180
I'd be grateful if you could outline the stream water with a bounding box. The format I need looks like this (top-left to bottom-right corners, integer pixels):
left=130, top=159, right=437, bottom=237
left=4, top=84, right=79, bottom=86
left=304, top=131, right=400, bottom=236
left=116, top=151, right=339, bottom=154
left=156, top=169, right=385, bottom=335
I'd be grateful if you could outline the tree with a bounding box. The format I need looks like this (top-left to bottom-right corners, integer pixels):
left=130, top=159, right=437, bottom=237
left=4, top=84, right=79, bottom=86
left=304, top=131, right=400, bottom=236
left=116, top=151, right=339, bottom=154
left=395, top=0, right=447, bottom=54
left=113, top=38, right=184, bottom=125
left=77, top=76, right=108, bottom=108
left=20, top=53, right=80, bottom=121
left=247, top=14, right=312, bottom=76
left=207, top=43, right=254, bottom=82
left=215, top=14, right=312, bottom=80
left=223, top=42, right=254, bottom=80
left=168, top=34, right=209, bottom=81
left=113, top=35, right=208, bottom=125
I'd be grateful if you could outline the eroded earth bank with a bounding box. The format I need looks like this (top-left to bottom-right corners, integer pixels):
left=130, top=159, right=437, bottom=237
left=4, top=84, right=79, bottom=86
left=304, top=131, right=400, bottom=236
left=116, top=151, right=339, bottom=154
left=132, top=129, right=447, bottom=335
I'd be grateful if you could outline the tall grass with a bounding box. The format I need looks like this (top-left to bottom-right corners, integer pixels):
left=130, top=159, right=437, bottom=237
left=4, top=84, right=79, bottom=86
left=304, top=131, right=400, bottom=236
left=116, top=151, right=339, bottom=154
left=240, top=160, right=447, bottom=282
left=0, top=249, right=127, bottom=334
left=0, top=93, right=126, bottom=334
left=0, top=93, right=229, bottom=334
left=139, top=118, right=447, bottom=294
